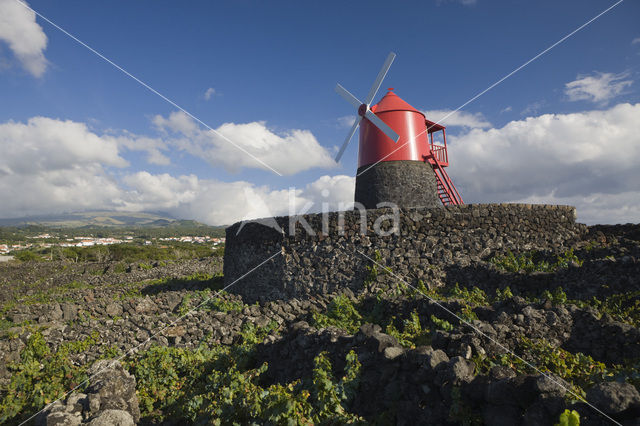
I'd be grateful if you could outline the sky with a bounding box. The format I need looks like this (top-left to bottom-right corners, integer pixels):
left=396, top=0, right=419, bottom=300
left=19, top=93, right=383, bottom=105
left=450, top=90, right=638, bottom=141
left=0, top=0, right=639, bottom=225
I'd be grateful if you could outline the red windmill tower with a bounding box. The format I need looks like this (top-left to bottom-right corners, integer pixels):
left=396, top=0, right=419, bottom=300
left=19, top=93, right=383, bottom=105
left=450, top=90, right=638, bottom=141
left=335, top=53, right=463, bottom=208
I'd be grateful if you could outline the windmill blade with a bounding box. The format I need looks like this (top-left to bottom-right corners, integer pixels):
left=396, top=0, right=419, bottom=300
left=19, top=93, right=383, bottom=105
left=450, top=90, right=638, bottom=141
left=364, top=109, right=399, bottom=143
left=335, top=115, right=362, bottom=162
left=335, top=84, right=363, bottom=109
left=364, top=52, right=396, bottom=105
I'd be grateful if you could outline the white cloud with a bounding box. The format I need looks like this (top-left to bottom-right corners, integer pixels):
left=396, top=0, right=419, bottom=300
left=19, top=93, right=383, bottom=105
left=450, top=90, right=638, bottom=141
left=154, top=111, right=336, bottom=175
left=337, top=115, right=357, bottom=129
left=299, top=174, right=356, bottom=212
left=0, top=114, right=348, bottom=224
left=632, top=37, right=640, bottom=45
left=564, top=72, right=633, bottom=104
left=152, top=111, right=199, bottom=135
left=191, top=174, right=355, bottom=225
left=511, top=191, right=640, bottom=226
left=104, top=172, right=355, bottom=226
left=447, top=103, right=640, bottom=224
left=145, top=174, right=355, bottom=225
left=121, top=172, right=200, bottom=209
left=520, top=101, right=545, bottom=117
left=421, top=109, right=491, bottom=129
left=0, top=117, right=128, bottom=217
left=0, top=167, right=125, bottom=218
left=203, top=87, right=216, bottom=100
left=114, top=134, right=170, bottom=165
left=6, top=104, right=639, bottom=226
left=0, top=117, right=127, bottom=173
left=0, top=0, right=48, bottom=77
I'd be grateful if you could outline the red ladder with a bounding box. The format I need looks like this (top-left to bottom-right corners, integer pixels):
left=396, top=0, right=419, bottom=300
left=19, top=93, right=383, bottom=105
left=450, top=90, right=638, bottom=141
left=431, top=158, right=464, bottom=206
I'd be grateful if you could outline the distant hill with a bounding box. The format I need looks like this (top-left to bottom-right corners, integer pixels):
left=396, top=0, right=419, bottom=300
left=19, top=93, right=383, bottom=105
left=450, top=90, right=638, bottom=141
left=0, top=211, right=205, bottom=228
left=0, top=211, right=228, bottom=240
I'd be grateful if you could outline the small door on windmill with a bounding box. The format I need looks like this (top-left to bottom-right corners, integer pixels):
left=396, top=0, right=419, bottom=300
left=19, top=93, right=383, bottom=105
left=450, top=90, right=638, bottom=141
left=358, top=89, right=431, bottom=168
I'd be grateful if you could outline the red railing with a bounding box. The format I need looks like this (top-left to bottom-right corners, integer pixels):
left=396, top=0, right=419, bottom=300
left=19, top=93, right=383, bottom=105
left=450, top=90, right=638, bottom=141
left=430, top=144, right=448, bottom=165
left=424, top=120, right=462, bottom=205
left=433, top=160, right=464, bottom=205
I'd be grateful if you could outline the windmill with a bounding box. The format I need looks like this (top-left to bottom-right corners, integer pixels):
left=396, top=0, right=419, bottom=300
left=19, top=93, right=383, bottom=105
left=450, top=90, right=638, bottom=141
left=335, top=53, right=463, bottom=208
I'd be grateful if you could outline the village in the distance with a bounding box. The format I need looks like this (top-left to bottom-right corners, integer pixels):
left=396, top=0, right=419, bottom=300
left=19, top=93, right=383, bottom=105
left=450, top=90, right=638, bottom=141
left=0, top=216, right=226, bottom=261
left=0, top=234, right=225, bottom=257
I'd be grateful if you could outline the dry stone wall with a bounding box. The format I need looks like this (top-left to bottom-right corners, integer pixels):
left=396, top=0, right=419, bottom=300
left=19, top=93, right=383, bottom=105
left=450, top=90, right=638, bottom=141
left=224, top=204, right=587, bottom=303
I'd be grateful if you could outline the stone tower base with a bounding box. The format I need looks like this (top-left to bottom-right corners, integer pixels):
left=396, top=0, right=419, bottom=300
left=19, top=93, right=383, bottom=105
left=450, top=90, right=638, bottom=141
left=355, top=160, right=441, bottom=209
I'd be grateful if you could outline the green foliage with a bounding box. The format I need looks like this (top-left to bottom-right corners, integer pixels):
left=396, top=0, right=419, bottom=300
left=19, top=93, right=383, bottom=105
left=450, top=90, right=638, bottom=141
left=340, top=351, right=361, bottom=398
left=42, top=242, right=222, bottom=264
left=542, top=287, right=568, bottom=306
left=385, top=310, right=430, bottom=348
left=116, top=273, right=223, bottom=302
left=177, top=294, right=193, bottom=316
left=0, top=331, right=99, bottom=424
left=407, top=283, right=485, bottom=325
left=488, top=338, right=622, bottom=400
left=490, top=249, right=583, bottom=274
left=117, top=287, right=142, bottom=300
left=415, top=279, right=431, bottom=296
left=100, top=345, right=122, bottom=359
left=448, top=283, right=489, bottom=306
left=389, top=281, right=410, bottom=298
left=583, top=240, right=599, bottom=252
left=470, top=354, right=492, bottom=376
left=237, top=321, right=279, bottom=346
left=310, top=351, right=363, bottom=423
left=490, top=250, right=551, bottom=273
left=431, top=315, right=454, bottom=332
left=208, top=296, right=244, bottom=313
left=555, top=409, right=580, bottom=426
left=398, top=278, right=445, bottom=303
left=112, top=263, right=128, bottom=273
left=0, top=317, right=19, bottom=336
left=168, top=272, right=223, bottom=291
left=572, top=291, right=640, bottom=328
left=63, top=280, right=90, bottom=291
left=311, top=294, right=363, bottom=334
left=445, top=283, right=487, bottom=323
left=494, top=286, right=513, bottom=301
left=129, top=343, right=362, bottom=424
left=363, top=250, right=391, bottom=289
left=458, top=305, right=479, bottom=323
left=555, top=249, right=583, bottom=268
left=14, top=250, right=41, bottom=262
left=4, top=280, right=93, bottom=309
left=105, top=243, right=217, bottom=263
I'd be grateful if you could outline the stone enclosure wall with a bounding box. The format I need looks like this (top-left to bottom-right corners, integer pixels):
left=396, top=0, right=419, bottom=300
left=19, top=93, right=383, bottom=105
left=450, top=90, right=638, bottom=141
left=224, top=204, right=587, bottom=303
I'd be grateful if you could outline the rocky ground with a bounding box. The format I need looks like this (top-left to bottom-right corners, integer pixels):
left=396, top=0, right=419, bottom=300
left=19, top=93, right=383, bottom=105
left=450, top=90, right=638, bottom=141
left=0, top=224, right=639, bottom=425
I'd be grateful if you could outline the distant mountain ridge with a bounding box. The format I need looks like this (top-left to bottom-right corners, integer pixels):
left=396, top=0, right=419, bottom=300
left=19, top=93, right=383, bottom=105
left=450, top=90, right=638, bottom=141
left=0, top=211, right=205, bottom=228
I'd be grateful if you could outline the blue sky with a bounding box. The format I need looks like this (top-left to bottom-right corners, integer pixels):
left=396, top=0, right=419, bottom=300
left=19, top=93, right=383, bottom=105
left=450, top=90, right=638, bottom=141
left=0, top=0, right=639, bottom=225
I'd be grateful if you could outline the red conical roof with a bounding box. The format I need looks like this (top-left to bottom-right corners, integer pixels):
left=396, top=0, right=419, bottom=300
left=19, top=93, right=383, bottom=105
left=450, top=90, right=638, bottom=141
left=371, top=88, right=425, bottom=117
